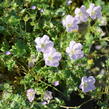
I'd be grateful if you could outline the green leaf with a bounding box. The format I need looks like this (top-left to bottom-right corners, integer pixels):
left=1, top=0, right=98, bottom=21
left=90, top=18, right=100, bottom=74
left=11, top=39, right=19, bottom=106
left=11, top=40, right=28, bottom=57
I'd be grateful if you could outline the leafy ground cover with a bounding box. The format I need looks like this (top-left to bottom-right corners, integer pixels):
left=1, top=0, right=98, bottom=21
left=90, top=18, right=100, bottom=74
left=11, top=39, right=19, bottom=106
left=0, top=0, right=109, bottom=109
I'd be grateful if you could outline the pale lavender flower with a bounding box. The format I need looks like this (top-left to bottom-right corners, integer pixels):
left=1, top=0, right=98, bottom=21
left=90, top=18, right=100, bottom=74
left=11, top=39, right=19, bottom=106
left=66, top=0, right=72, bottom=5
left=31, top=6, right=36, bottom=10
left=87, top=3, right=102, bottom=20
left=44, top=91, right=53, bottom=103
left=66, top=41, right=84, bottom=60
left=53, top=81, right=59, bottom=86
left=96, top=27, right=105, bottom=37
left=75, top=5, right=89, bottom=23
left=41, top=101, right=47, bottom=105
left=28, top=55, right=36, bottom=68
left=35, top=35, right=54, bottom=53
left=44, top=48, right=61, bottom=67
left=98, top=17, right=107, bottom=26
left=62, top=15, right=79, bottom=32
left=5, top=51, right=11, bottom=55
left=79, top=76, right=96, bottom=93
left=28, top=61, right=35, bottom=68
left=100, top=69, right=105, bottom=75
left=95, top=45, right=102, bottom=50
left=40, top=9, right=44, bottom=13
left=26, top=88, right=35, bottom=102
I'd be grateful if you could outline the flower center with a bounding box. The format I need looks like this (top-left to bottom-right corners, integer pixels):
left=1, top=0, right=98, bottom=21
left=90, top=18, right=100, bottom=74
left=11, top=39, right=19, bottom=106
left=83, top=82, right=88, bottom=87
left=67, top=23, right=72, bottom=28
left=70, top=49, right=75, bottom=55
left=28, top=92, right=34, bottom=97
left=79, top=11, right=83, bottom=16
left=91, top=11, right=96, bottom=15
left=41, top=44, right=45, bottom=48
left=48, top=56, right=53, bottom=61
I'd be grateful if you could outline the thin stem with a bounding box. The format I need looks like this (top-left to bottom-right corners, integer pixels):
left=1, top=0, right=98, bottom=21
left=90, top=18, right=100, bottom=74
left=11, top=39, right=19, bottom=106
left=60, top=105, right=80, bottom=109
left=51, top=0, right=54, bottom=8
left=60, top=98, right=94, bottom=109
left=25, top=21, right=26, bottom=32
left=35, top=59, right=43, bottom=66
left=30, top=102, right=35, bottom=109
left=39, top=80, right=67, bottom=99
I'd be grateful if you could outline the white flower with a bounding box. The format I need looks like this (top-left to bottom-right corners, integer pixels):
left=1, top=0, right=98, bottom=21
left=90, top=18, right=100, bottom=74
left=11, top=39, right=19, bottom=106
left=28, top=55, right=36, bottom=68
left=35, top=35, right=54, bottom=53
left=75, top=5, right=89, bottom=23
left=66, top=41, right=84, bottom=60
left=44, top=91, right=53, bottom=103
left=98, top=17, right=107, bottom=26
left=87, top=3, right=102, bottom=20
left=66, top=0, right=72, bottom=5
left=44, top=48, right=61, bottom=67
left=62, top=15, right=79, bottom=32
left=26, top=88, right=35, bottom=102
left=96, top=27, right=105, bottom=37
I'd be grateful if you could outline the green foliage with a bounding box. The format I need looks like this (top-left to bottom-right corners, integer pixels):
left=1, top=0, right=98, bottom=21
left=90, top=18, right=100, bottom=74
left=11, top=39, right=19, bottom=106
left=0, top=0, right=109, bottom=109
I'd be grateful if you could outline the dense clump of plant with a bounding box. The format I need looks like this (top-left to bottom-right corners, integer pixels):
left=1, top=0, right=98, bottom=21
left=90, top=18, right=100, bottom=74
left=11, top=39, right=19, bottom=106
left=0, top=0, right=109, bottom=109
